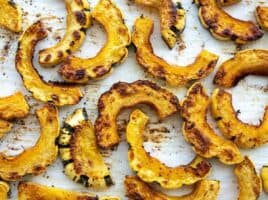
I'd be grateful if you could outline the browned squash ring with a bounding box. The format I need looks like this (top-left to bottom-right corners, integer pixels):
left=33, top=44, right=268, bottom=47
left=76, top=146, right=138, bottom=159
left=39, top=0, right=91, bottom=67
left=132, top=16, right=218, bottom=87
left=15, top=21, right=83, bottom=106
left=59, top=0, right=131, bottom=83
left=181, top=83, right=243, bottom=164
left=0, top=181, right=9, bottom=200
left=256, top=6, right=268, bottom=31
left=195, top=0, right=263, bottom=44
left=95, top=80, right=180, bottom=149
left=125, top=176, right=220, bottom=200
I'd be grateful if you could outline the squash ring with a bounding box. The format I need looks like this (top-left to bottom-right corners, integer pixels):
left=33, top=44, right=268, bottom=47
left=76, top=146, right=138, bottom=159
left=0, top=181, right=9, bottom=200
left=132, top=16, right=219, bottom=87
left=58, top=108, right=113, bottom=188
left=126, top=109, right=211, bottom=189
left=261, top=166, right=268, bottom=193
left=39, top=0, right=91, bottom=67
left=0, top=104, right=59, bottom=181
left=59, top=0, right=131, bottom=83
left=181, top=83, right=243, bottom=164
left=15, top=21, right=83, bottom=106
left=195, top=0, right=263, bottom=44
left=256, top=6, right=268, bottom=31
left=95, top=80, right=180, bottom=149
left=125, top=176, right=220, bottom=200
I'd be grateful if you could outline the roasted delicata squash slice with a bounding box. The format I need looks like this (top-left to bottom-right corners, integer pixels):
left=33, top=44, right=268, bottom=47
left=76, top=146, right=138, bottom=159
left=95, top=80, right=180, bottom=149
left=125, top=176, right=220, bottom=200
left=261, top=166, right=268, bottom=193
left=133, top=0, right=186, bottom=49
left=132, top=17, right=218, bottom=87
left=59, top=0, right=131, bottom=83
left=58, top=108, right=113, bottom=188
left=0, top=104, right=59, bottom=181
left=211, top=88, right=268, bottom=148
left=0, top=0, right=22, bottom=32
left=234, top=156, right=262, bottom=200
left=181, top=83, right=242, bottom=164
left=256, top=6, right=268, bottom=31
left=39, top=0, right=91, bottom=67
left=214, top=49, right=268, bottom=87
left=16, top=21, right=83, bottom=106
left=0, top=181, right=9, bottom=200
left=195, top=0, right=263, bottom=44
left=219, top=0, right=241, bottom=6
left=126, top=109, right=211, bottom=189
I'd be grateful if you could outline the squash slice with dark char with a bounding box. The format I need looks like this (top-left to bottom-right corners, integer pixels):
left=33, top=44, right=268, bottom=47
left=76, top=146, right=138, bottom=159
left=15, top=21, right=83, bottom=106
left=0, top=104, right=59, bottom=181
left=132, top=17, right=218, bottom=87
left=39, top=0, right=91, bottom=67
left=95, top=80, right=180, bottom=149
left=58, top=108, right=113, bottom=188
left=59, top=0, right=131, bottom=83
left=125, top=176, right=220, bottom=200
left=181, top=83, right=243, bottom=164
left=0, top=181, right=9, bottom=200
left=195, top=0, right=263, bottom=44
left=219, top=0, right=240, bottom=6
left=212, top=88, right=268, bottom=148
left=256, top=6, right=268, bottom=31
left=126, top=109, right=211, bottom=189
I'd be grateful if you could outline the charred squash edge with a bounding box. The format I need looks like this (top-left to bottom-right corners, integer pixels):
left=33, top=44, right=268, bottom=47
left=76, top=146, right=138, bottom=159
left=219, top=0, right=241, bottom=6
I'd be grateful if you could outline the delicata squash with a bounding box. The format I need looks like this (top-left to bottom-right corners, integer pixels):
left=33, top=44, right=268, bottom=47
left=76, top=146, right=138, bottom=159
left=59, top=0, right=131, bottom=83
left=0, top=104, right=59, bottom=181
left=126, top=109, right=211, bottom=189
left=0, top=0, right=22, bottom=32
left=181, top=83, right=242, bottom=164
left=195, top=0, right=263, bottom=44
left=16, top=21, right=83, bottom=106
left=58, top=108, right=113, bottom=188
left=132, top=17, right=218, bottom=87
left=95, top=80, right=180, bottom=149
left=261, top=166, right=268, bottom=193
left=212, top=88, right=268, bottom=148
left=39, top=0, right=91, bottom=67
left=256, top=6, right=268, bottom=31
left=0, top=181, right=9, bottom=200
left=132, top=0, right=186, bottom=49
left=214, top=49, right=268, bottom=87
left=125, top=176, right=220, bottom=200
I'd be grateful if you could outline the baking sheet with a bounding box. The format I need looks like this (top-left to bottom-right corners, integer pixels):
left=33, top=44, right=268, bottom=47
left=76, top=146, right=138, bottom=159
left=0, top=0, right=268, bottom=199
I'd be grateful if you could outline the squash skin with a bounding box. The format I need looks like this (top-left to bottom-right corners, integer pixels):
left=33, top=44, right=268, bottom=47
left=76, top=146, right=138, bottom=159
left=59, top=0, right=131, bottom=83
left=256, top=6, right=268, bottom=31
left=95, top=80, right=180, bottom=149
left=181, top=83, right=242, bottom=164
left=0, top=0, right=22, bottom=32
left=132, top=17, right=218, bottom=87
left=58, top=108, right=112, bottom=188
left=0, top=104, right=59, bottom=181
left=15, top=21, right=83, bottom=106
left=211, top=88, right=268, bottom=148
left=0, top=181, right=9, bottom=200
left=127, top=109, right=211, bottom=189
left=39, top=0, right=91, bottom=67
left=195, top=0, right=263, bottom=44
left=125, top=176, right=220, bottom=200
left=261, top=166, right=268, bottom=193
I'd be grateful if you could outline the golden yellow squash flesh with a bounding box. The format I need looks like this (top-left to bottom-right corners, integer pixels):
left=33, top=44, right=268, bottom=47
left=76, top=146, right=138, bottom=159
left=15, top=21, right=83, bottom=106
left=256, top=6, right=268, bottom=31
left=0, top=119, right=12, bottom=138
left=125, top=176, right=220, bottom=200
left=95, top=80, right=180, bottom=149
left=181, top=83, right=242, bottom=164
left=127, top=109, right=211, bottom=189
left=0, top=181, right=9, bottom=200
left=261, top=166, right=268, bottom=193
left=59, top=0, right=131, bottom=83
left=132, top=17, right=218, bottom=87
left=39, top=0, right=91, bottom=67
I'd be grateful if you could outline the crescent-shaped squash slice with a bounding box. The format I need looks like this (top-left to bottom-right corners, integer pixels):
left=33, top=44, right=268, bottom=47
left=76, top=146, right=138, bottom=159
left=95, top=80, right=180, bottom=149
left=132, top=17, right=218, bottom=87
left=234, top=156, right=262, bottom=200
left=0, top=181, right=9, bottom=200
left=0, top=0, right=22, bottom=32
left=133, top=0, right=186, bottom=49
left=219, top=0, right=241, bottom=6
left=0, top=104, right=59, bottom=181
left=126, top=109, right=211, bottom=189
left=59, top=0, right=131, bottom=83
left=58, top=108, right=113, bottom=188
left=261, top=166, right=268, bottom=193
left=256, top=6, right=268, bottom=31
left=39, top=0, right=91, bottom=67
left=181, top=83, right=243, bottom=164
left=214, top=49, right=268, bottom=87
left=195, top=0, right=263, bottom=44
left=125, top=176, right=220, bottom=200
left=15, top=21, right=83, bottom=106
left=211, top=88, right=268, bottom=148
